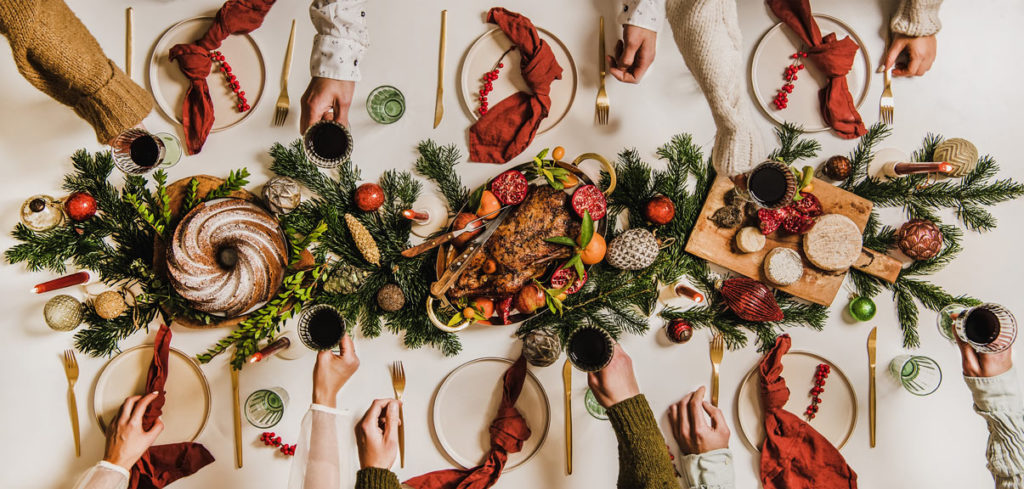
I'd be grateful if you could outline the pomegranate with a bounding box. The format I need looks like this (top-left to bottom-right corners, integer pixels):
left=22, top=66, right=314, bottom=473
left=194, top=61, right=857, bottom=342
left=496, top=297, right=514, bottom=325
left=571, top=184, right=607, bottom=220
left=490, top=170, right=529, bottom=205
left=550, top=266, right=587, bottom=294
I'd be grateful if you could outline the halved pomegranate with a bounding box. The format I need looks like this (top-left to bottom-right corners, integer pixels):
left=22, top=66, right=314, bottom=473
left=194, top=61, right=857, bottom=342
left=490, top=170, right=529, bottom=205
left=571, top=184, right=607, bottom=220
left=550, top=266, right=587, bottom=294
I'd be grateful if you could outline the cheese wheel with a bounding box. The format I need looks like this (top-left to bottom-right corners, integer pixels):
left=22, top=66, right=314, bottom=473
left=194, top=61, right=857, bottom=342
left=735, top=226, right=766, bottom=253
left=802, top=214, right=862, bottom=271
left=763, top=247, right=803, bottom=286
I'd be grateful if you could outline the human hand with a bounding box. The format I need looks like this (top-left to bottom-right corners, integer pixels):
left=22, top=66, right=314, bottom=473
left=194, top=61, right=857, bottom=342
left=312, top=333, right=359, bottom=408
left=668, top=386, right=730, bottom=455
left=103, top=392, right=165, bottom=470
left=587, top=343, right=641, bottom=408
left=355, top=398, right=401, bottom=469
left=300, top=77, right=356, bottom=134
left=608, top=25, right=657, bottom=84
left=955, top=336, right=1013, bottom=378
left=883, top=34, right=937, bottom=77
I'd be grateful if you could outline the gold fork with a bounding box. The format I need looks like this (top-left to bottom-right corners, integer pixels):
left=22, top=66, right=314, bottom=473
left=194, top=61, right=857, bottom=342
left=595, top=16, right=609, bottom=125
left=879, top=67, right=894, bottom=126
left=389, top=361, right=406, bottom=468
left=273, top=20, right=297, bottom=126
left=62, top=349, right=81, bottom=457
left=709, top=333, right=724, bottom=407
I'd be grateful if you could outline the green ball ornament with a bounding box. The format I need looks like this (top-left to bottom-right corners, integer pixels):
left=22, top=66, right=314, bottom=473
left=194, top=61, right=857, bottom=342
left=848, top=296, right=877, bottom=322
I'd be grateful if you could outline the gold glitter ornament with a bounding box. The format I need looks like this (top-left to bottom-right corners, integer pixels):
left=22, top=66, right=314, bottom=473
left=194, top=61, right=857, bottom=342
left=94, top=290, right=127, bottom=319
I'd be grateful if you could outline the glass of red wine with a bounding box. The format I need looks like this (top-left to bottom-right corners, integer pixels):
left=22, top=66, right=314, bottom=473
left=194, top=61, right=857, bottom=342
left=111, top=128, right=182, bottom=174
left=303, top=120, right=353, bottom=168
left=567, top=326, right=615, bottom=372
left=745, top=160, right=797, bottom=209
left=948, top=303, right=1017, bottom=353
left=297, top=304, right=346, bottom=351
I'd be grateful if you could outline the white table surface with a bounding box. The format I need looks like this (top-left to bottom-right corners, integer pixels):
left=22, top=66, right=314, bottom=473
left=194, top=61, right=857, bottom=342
left=1, top=1, right=1022, bottom=488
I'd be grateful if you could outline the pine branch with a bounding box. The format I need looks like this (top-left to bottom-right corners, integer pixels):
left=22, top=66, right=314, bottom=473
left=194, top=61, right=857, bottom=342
left=204, top=168, right=251, bottom=201
left=768, top=123, right=821, bottom=164
left=841, top=123, right=891, bottom=190
left=414, top=140, right=468, bottom=211
left=182, top=178, right=201, bottom=214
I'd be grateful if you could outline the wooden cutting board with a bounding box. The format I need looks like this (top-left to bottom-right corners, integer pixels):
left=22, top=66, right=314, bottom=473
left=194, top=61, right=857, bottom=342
left=684, top=176, right=901, bottom=306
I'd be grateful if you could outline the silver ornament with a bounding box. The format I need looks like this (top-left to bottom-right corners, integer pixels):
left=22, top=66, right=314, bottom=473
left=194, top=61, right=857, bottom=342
left=606, top=228, right=659, bottom=270
left=20, top=194, right=65, bottom=231
left=523, top=328, right=562, bottom=367
left=44, top=294, right=83, bottom=331
left=262, top=176, right=302, bottom=215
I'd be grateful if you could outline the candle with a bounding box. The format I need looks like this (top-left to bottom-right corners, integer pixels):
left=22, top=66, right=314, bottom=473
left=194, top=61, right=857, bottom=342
left=883, top=161, right=954, bottom=178
left=402, top=209, right=431, bottom=224
left=32, top=270, right=93, bottom=294
left=674, top=284, right=705, bottom=303
left=246, top=337, right=292, bottom=363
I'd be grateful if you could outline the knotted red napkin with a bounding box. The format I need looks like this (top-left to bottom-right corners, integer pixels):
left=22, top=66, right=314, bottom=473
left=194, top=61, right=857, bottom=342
left=765, top=0, right=866, bottom=139
left=129, top=324, right=215, bottom=489
left=404, top=355, right=532, bottom=489
left=169, top=0, right=275, bottom=154
left=759, top=335, right=857, bottom=489
left=468, top=8, right=562, bottom=163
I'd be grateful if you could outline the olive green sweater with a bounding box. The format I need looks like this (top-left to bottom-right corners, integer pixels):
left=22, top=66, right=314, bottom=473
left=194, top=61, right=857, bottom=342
left=353, top=394, right=677, bottom=489
left=0, top=0, right=153, bottom=143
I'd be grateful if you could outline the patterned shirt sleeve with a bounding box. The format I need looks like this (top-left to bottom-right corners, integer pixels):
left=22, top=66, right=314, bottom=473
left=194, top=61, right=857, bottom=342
left=964, top=367, right=1024, bottom=489
left=616, top=0, right=666, bottom=32
left=309, top=0, right=370, bottom=81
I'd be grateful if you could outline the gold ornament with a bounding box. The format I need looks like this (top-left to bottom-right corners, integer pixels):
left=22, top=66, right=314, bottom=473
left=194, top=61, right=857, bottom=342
left=933, top=138, right=979, bottom=178
left=94, top=290, right=127, bottom=319
left=376, top=284, right=405, bottom=312
left=344, top=213, right=380, bottom=266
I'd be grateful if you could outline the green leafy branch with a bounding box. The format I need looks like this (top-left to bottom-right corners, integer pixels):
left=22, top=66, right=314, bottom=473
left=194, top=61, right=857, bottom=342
left=204, top=168, right=251, bottom=201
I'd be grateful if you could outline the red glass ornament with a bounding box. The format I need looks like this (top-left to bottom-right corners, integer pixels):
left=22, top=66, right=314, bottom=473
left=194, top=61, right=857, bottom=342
left=666, top=319, right=693, bottom=344
left=718, top=277, right=784, bottom=322
left=354, top=183, right=385, bottom=212
left=64, top=192, right=97, bottom=221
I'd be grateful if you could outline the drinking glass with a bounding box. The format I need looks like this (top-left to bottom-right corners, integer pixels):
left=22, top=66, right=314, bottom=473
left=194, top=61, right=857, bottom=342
left=744, top=160, right=797, bottom=209
left=366, top=86, right=405, bottom=124
left=889, top=355, right=942, bottom=396
left=244, top=387, right=289, bottom=429
left=302, top=120, right=353, bottom=168
left=936, top=303, right=967, bottom=342
left=951, top=303, right=1017, bottom=353
left=297, top=304, right=346, bottom=350
left=111, top=128, right=182, bottom=174
left=566, top=326, right=615, bottom=372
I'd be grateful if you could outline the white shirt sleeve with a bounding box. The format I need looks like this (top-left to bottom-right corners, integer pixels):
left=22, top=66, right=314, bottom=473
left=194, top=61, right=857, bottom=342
left=287, top=404, right=355, bottom=489
left=71, top=462, right=130, bottom=489
left=616, top=0, right=666, bottom=32
left=677, top=448, right=735, bottom=489
left=964, top=367, right=1024, bottom=489
left=309, top=0, right=370, bottom=81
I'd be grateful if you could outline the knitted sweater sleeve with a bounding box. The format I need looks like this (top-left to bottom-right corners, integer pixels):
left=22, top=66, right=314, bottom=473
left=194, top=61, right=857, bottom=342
left=890, top=0, right=943, bottom=37
left=355, top=468, right=401, bottom=489
left=964, top=367, right=1024, bottom=489
left=607, top=394, right=679, bottom=489
left=0, top=0, right=152, bottom=143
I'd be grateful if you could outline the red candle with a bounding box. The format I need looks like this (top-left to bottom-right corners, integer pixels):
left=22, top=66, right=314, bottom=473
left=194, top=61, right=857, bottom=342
left=246, top=337, right=291, bottom=363
left=674, top=284, right=705, bottom=303
left=402, top=209, right=430, bottom=223
left=32, top=270, right=93, bottom=294
left=889, top=162, right=954, bottom=176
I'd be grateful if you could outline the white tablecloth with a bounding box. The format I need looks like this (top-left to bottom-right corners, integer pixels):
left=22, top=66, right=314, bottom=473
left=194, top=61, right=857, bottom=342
left=1, top=1, right=1022, bottom=488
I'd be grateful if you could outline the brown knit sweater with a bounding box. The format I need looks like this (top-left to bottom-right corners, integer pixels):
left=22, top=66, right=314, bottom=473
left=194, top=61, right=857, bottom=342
left=0, top=0, right=153, bottom=143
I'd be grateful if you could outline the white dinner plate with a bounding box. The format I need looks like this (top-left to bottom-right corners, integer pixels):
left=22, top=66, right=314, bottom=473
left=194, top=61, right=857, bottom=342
left=92, top=344, right=211, bottom=444
left=148, top=16, right=266, bottom=132
left=458, top=27, right=577, bottom=135
left=750, top=14, right=871, bottom=132
left=431, top=357, right=549, bottom=471
left=735, top=350, right=856, bottom=451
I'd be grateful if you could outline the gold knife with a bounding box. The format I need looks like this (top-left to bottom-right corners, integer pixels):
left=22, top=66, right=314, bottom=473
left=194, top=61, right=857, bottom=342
left=563, top=359, right=573, bottom=475
left=231, top=367, right=243, bottom=468
left=126, top=7, right=133, bottom=78
left=867, top=326, right=877, bottom=448
left=433, top=10, right=447, bottom=128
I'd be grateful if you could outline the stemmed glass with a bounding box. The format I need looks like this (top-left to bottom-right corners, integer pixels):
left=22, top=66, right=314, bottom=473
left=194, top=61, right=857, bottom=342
left=111, top=128, right=182, bottom=174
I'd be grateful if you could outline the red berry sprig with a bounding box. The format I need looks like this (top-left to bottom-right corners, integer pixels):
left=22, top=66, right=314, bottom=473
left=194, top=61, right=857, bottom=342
left=209, top=50, right=250, bottom=113
left=258, top=431, right=297, bottom=456
left=804, top=363, right=830, bottom=420
left=477, top=47, right=516, bottom=117
left=773, top=51, right=808, bottom=111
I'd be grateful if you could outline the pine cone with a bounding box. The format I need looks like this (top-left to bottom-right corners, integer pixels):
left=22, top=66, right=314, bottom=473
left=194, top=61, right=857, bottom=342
left=345, top=213, right=380, bottom=266
left=897, top=219, right=943, bottom=260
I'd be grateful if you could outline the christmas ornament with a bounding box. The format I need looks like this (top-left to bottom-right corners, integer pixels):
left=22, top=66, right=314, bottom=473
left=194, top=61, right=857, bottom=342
left=20, top=195, right=65, bottom=231
left=344, top=214, right=380, bottom=266
left=323, top=264, right=370, bottom=295
left=44, top=294, right=83, bottom=331
left=848, top=296, right=877, bottom=322
left=932, top=138, right=979, bottom=178
left=209, top=51, right=250, bottom=112
left=644, top=195, right=675, bottom=225
left=665, top=319, right=693, bottom=344
left=262, top=176, right=301, bottom=215
left=376, top=284, right=405, bottom=312
left=821, top=155, right=852, bottom=181
left=805, top=363, right=830, bottom=420
left=64, top=192, right=97, bottom=221
left=522, top=327, right=561, bottom=367
left=897, top=219, right=943, bottom=260
left=606, top=228, right=659, bottom=270
left=718, top=277, right=784, bottom=322
left=93, top=290, right=126, bottom=319
left=476, top=47, right=514, bottom=116
left=354, top=183, right=385, bottom=212
left=258, top=432, right=296, bottom=456
left=772, top=50, right=807, bottom=110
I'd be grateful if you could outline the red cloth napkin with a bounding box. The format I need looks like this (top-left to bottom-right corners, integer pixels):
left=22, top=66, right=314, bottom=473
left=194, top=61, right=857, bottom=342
left=468, top=8, right=562, bottom=163
left=128, top=325, right=215, bottom=489
left=759, top=335, right=857, bottom=489
left=765, top=0, right=866, bottom=139
left=169, top=0, right=276, bottom=154
left=404, top=355, right=532, bottom=489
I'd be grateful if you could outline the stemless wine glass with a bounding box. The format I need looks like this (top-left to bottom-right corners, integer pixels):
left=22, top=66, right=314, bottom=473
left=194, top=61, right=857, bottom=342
left=302, top=120, right=353, bottom=168
left=889, top=355, right=942, bottom=396
left=366, top=85, right=406, bottom=124
left=244, top=387, right=289, bottom=429
left=566, top=326, right=615, bottom=372
left=111, top=128, right=182, bottom=174
left=745, top=160, right=797, bottom=209
left=297, top=304, right=346, bottom=350
left=952, top=303, right=1017, bottom=353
